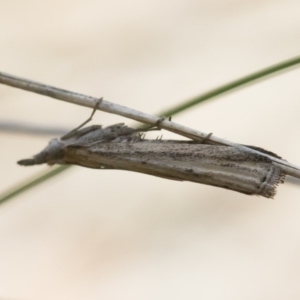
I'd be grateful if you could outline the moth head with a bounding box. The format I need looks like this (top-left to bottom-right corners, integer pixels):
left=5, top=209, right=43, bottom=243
left=17, top=138, right=65, bottom=166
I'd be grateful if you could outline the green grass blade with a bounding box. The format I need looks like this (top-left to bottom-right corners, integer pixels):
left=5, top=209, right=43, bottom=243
left=2, top=54, right=300, bottom=205
left=0, top=166, right=71, bottom=205
left=158, top=55, right=300, bottom=117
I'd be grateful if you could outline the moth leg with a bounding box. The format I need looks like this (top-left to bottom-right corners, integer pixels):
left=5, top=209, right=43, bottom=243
left=200, top=132, right=213, bottom=144
left=154, top=116, right=172, bottom=128
left=72, top=125, right=103, bottom=139
left=61, top=98, right=103, bottom=140
left=140, top=116, right=172, bottom=133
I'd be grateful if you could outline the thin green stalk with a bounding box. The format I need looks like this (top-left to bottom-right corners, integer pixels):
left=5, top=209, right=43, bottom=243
left=0, top=166, right=71, bottom=206
left=158, top=55, right=300, bottom=117
left=1, top=55, right=300, bottom=205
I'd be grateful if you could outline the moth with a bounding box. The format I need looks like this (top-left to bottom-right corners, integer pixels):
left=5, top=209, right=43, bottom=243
left=18, top=107, right=285, bottom=198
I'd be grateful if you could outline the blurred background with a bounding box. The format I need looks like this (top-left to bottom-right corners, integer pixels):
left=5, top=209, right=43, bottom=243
left=1, top=0, right=300, bottom=299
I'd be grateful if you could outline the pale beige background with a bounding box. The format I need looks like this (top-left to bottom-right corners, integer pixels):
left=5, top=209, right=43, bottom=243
left=1, top=0, right=300, bottom=299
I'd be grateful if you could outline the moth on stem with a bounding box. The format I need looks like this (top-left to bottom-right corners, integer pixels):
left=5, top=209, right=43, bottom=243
left=0, top=71, right=299, bottom=179
left=0, top=71, right=298, bottom=197
left=18, top=101, right=285, bottom=198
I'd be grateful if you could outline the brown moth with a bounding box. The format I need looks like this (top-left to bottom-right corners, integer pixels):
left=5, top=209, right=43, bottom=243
left=18, top=120, right=285, bottom=199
